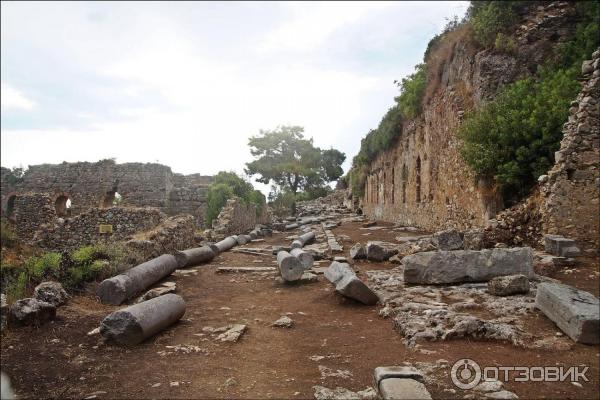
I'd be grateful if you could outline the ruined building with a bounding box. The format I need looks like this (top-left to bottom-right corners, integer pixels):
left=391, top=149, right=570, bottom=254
left=357, top=2, right=599, bottom=248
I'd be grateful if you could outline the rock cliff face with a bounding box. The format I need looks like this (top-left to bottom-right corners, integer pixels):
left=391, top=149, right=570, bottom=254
left=359, top=2, right=596, bottom=247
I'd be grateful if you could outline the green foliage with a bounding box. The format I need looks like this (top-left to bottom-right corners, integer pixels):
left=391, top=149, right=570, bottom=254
left=348, top=166, right=368, bottom=198
left=246, top=126, right=346, bottom=196
left=494, top=32, right=517, bottom=54
left=0, top=218, right=17, bottom=247
left=468, top=1, right=523, bottom=46
left=395, top=64, right=427, bottom=119
left=4, top=166, right=25, bottom=185
left=557, top=1, right=600, bottom=68
left=269, top=190, right=298, bottom=218
left=458, top=66, right=580, bottom=204
left=204, top=172, right=266, bottom=227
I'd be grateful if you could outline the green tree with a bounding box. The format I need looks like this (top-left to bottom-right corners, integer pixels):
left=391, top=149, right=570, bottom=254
left=245, top=126, right=346, bottom=195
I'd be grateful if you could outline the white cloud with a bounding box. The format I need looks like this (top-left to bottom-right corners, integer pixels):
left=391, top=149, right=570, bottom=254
left=1, top=82, right=36, bottom=110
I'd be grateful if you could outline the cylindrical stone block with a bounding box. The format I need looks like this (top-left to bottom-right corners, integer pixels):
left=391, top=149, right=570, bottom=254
left=291, top=239, right=304, bottom=249
left=174, top=246, right=215, bottom=268
left=249, top=231, right=258, bottom=240
left=100, top=294, right=186, bottom=346
left=215, top=236, right=237, bottom=252
left=298, top=231, right=315, bottom=246
left=208, top=243, right=220, bottom=254
left=236, top=235, right=248, bottom=245
left=290, top=248, right=314, bottom=270
left=97, top=254, right=179, bottom=305
left=277, top=251, right=304, bottom=281
left=285, top=223, right=299, bottom=230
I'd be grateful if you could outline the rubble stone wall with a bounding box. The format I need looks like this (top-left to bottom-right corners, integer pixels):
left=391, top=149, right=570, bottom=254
left=0, top=159, right=213, bottom=227
left=360, top=3, right=582, bottom=233
left=212, top=197, right=269, bottom=237
left=125, top=214, right=197, bottom=260
left=34, top=207, right=166, bottom=251
left=11, top=193, right=57, bottom=242
left=539, top=49, right=600, bottom=249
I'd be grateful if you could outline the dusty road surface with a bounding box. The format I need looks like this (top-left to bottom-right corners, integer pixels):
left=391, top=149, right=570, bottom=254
left=1, top=220, right=599, bottom=399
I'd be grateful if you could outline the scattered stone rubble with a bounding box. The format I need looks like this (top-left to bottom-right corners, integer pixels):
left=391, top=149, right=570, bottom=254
left=33, top=281, right=69, bottom=307
left=9, top=298, right=56, bottom=326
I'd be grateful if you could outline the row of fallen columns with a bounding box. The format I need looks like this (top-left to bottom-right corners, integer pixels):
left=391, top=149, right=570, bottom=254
left=276, top=230, right=316, bottom=282
left=96, top=225, right=272, bottom=346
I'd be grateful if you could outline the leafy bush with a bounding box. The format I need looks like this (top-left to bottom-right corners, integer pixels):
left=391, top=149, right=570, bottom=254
left=395, top=64, right=427, bottom=119
left=468, top=1, right=522, bottom=46
left=205, top=183, right=234, bottom=228
left=494, top=32, right=517, bottom=54
left=557, top=2, right=600, bottom=68
left=0, top=218, right=16, bottom=247
left=458, top=66, right=580, bottom=205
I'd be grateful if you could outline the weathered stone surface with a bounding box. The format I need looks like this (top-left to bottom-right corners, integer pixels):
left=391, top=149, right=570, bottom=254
left=432, top=229, right=463, bottom=250
left=277, top=251, right=304, bottom=282
left=216, top=324, right=246, bottom=342
left=97, top=254, right=179, bottom=305
left=535, top=283, right=599, bottom=344
left=235, top=235, right=249, bottom=245
left=378, top=378, right=432, bottom=400
left=366, top=241, right=397, bottom=262
left=9, top=298, right=56, bottom=325
left=324, top=262, right=378, bottom=305
left=290, top=248, right=314, bottom=270
left=290, top=239, right=303, bottom=249
left=487, top=275, right=529, bottom=296
left=403, top=248, right=533, bottom=285
left=100, top=293, right=186, bottom=346
left=33, top=281, right=69, bottom=307
left=212, top=196, right=269, bottom=237
left=291, top=231, right=315, bottom=249
left=373, top=366, right=424, bottom=384
left=273, top=315, right=293, bottom=328
left=173, top=246, right=215, bottom=268
left=463, top=229, right=485, bottom=250
left=350, top=243, right=366, bottom=260
left=215, top=236, right=237, bottom=253
left=543, top=235, right=581, bottom=257
left=136, top=282, right=177, bottom=303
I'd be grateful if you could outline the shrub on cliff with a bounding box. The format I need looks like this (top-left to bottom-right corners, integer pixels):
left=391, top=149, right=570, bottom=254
left=396, top=64, right=427, bottom=119
left=458, top=67, right=580, bottom=205
left=468, top=1, right=526, bottom=47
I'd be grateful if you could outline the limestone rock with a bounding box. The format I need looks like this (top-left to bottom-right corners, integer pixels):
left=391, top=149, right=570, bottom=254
left=432, top=229, right=463, bottom=250
left=378, top=378, right=432, bottom=400
left=216, top=324, right=246, bottom=342
left=273, top=316, right=293, bottom=328
left=10, top=298, right=56, bottom=326
left=366, top=241, right=397, bottom=262
left=535, top=282, right=599, bottom=344
left=33, top=281, right=70, bottom=307
left=543, top=235, right=581, bottom=257
left=487, top=275, right=529, bottom=296
left=350, top=243, right=366, bottom=260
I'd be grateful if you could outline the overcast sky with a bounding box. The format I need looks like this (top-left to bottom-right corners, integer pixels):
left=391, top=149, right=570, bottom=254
left=1, top=1, right=467, bottom=193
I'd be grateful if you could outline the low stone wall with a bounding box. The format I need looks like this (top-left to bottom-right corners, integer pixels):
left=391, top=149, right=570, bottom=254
left=126, top=215, right=197, bottom=260
left=539, top=49, right=600, bottom=249
left=212, top=197, right=269, bottom=237
left=34, top=207, right=166, bottom=250
left=12, top=193, right=57, bottom=242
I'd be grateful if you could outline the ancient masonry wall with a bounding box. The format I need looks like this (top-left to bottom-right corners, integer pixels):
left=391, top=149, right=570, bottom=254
left=125, top=215, right=197, bottom=260
left=539, top=49, right=600, bottom=248
left=360, top=2, right=583, bottom=233
left=0, top=159, right=213, bottom=228
left=211, top=197, right=269, bottom=237
left=34, top=207, right=166, bottom=250
left=12, top=193, right=57, bottom=242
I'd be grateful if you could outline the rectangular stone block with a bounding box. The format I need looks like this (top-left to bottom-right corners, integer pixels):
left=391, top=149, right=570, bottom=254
left=402, top=247, right=533, bottom=284
left=535, top=282, right=599, bottom=344
left=544, top=235, right=581, bottom=257
left=378, top=378, right=432, bottom=400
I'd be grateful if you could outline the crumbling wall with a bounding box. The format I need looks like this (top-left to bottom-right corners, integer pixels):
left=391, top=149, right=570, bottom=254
left=0, top=159, right=213, bottom=228
left=212, top=197, right=269, bottom=237
left=125, top=215, right=197, bottom=260
left=11, top=193, right=56, bottom=242
left=34, top=207, right=166, bottom=250
left=360, top=2, right=580, bottom=232
left=539, top=49, right=600, bottom=249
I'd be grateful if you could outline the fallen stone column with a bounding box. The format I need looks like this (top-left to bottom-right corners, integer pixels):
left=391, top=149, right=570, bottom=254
left=277, top=251, right=304, bottom=282
left=291, top=231, right=315, bottom=249
left=235, top=235, right=249, bottom=245
left=97, top=254, right=179, bottom=305
left=290, top=248, right=314, bottom=270
left=174, top=246, right=216, bottom=268
left=285, top=223, right=299, bottom=230
left=249, top=231, right=258, bottom=240
left=100, top=293, right=186, bottom=346
left=403, top=247, right=533, bottom=285
left=215, top=236, right=238, bottom=253
left=324, top=262, right=379, bottom=305
left=535, top=282, right=599, bottom=344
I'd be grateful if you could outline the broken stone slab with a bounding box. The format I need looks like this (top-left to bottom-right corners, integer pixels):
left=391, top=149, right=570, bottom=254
left=403, top=247, right=534, bottom=285
left=277, top=251, right=305, bottom=282
left=33, top=281, right=69, bottom=307
left=100, top=293, right=186, bottom=346
left=215, top=236, right=238, bottom=253
left=378, top=379, right=432, bottom=400
left=273, top=315, right=293, bottom=327
left=535, top=282, right=599, bottom=344
left=487, top=275, right=529, bottom=296
left=324, top=262, right=379, bottom=305
left=366, top=241, right=398, bottom=262
left=97, top=254, right=179, bottom=305
left=216, top=266, right=277, bottom=273
left=432, top=229, right=463, bottom=250
left=373, top=366, right=424, bottom=385
left=9, top=298, right=56, bottom=326
left=136, top=283, right=177, bottom=303
left=544, top=235, right=581, bottom=257
left=350, top=243, right=366, bottom=260
left=173, top=246, right=215, bottom=268
left=290, top=248, right=314, bottom=270
left=216, top=324, right=246, bottom=342
left=463, top=229, right=485, bottom=250
left=313, top=385, right=377, bottom=400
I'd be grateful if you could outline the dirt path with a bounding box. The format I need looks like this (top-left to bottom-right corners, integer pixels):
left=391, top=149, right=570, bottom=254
left=1, top=222, right=599, bottom=399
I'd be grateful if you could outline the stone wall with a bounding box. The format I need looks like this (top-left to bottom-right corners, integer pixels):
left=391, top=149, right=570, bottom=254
left=212, top=197, right=269, bottom=237
left=360, top=2, right=581, bottom=232
left=34, top=207, right=166, bottom=251
left=125, top=215, right=197, bottom=260
left=0, top=159, right=213, bottom=227
left=11, top=193, right=57, bottom=242
left=539, top=49, right=600, bottom=249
